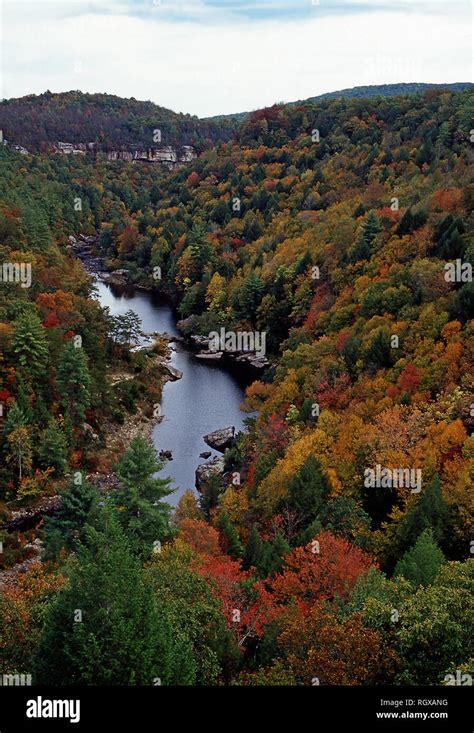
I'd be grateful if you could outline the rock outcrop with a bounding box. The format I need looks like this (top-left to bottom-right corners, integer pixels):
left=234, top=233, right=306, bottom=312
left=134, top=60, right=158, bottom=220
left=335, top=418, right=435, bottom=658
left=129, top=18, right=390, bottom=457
left=162, top=364, right=183, bottom=381
left=203, top=426, right=235, bottom=452
left=195, top=456, right=225, bottom=492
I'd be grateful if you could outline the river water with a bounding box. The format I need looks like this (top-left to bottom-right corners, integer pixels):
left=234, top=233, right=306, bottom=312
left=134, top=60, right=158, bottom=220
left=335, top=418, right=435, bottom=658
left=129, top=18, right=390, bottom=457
left=94, top=280, right=249, bottom=506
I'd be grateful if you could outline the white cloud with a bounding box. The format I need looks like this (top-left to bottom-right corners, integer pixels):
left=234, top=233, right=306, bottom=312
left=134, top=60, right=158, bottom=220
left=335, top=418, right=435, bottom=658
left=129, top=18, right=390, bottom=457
left=1, top=0, right=471, bottom=116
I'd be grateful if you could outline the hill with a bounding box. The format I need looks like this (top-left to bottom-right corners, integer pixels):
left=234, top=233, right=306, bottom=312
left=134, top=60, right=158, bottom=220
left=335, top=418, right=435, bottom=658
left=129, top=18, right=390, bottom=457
left=302, top=81, right=473, bottom=104
left=207, top=82, right=473, bottom=121
left=0, top=90, right=237, bottom=152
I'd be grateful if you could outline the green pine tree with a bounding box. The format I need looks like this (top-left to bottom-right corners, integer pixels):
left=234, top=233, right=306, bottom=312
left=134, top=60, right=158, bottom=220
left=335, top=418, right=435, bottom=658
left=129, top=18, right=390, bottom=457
left=37, top=419, right=68, bottom=475
left=42, top=473, right=98, bottom=560
left=349, top=210, right=382, bottom=262
left=259, top=532, right=290, bottom=577
left=235, top=271, right=265, bottom=321
left=3, top=401, right=27, bottom=436
left=286, top=454, right=330, bottom=527
left=12, top=311, right=49, bottom=380
left=199, top=473, right=223, bottom=518
left=35, top=508, right=193, bottom=685
left=396, top=474, right=448, bottom=554
left=361, top=210, right=383, bottom=245
left=243, top=524, right=264, bottom=570
left=56, top=341, right=91, bottom=426
left=394, top=529, right=445, bottom=587
left=114, top=436, right=173, bottom=558
left=217, top=511, right=244, bottom=560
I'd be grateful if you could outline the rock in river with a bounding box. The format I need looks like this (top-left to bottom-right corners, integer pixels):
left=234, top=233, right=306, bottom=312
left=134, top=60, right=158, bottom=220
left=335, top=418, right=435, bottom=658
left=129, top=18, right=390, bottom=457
left=163, top=364, right=183, bottom=381
left=195, top=456, right=225, bottom=492
left=159, top=450, right=173, bottom=461
left=203, top=426, right=235, bottom=452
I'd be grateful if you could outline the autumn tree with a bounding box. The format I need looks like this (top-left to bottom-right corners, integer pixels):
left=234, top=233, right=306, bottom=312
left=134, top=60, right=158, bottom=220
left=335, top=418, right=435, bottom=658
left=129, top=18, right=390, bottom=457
left=179, top=518, right=221, bottom=557
left=172, top=490, right=203, bottom=528
left=270, top=531, right=375, bottom=610
left=276, top=602, right=398, bottom=685
left=0, top=563, right=65, bottom=674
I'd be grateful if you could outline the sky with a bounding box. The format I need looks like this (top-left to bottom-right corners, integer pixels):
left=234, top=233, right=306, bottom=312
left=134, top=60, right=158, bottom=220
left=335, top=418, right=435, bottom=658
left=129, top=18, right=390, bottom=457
left=0, top=0, right=472, bottom=117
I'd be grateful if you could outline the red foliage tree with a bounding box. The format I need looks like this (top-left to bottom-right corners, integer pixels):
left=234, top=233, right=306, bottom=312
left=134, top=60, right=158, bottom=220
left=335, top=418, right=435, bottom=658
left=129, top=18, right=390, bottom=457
left=270, top=531, right=375, bottom=611
left=195, top=554, right=277, bottom=646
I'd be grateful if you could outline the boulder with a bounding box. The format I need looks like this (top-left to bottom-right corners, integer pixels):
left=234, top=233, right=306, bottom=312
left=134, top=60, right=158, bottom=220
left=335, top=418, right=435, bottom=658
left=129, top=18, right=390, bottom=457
left=190, top=334, right=210, bottom=348
left=163, top=364, right=183, bottom=381
left=203, top=426, right=235, bottom=452
left=195, top=351, right=223, bottom=361
left=195, top=456, right=225, bottom=492
left=199, top=451, right=212, bottom=459
left=176, top=315, right=197, bottom=333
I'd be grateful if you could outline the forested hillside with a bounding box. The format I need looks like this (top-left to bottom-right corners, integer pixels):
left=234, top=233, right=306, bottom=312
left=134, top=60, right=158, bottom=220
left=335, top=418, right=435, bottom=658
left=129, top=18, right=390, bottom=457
left=0, top=91, right=237, bottom=152
left=0, top=88, right=473, bottom=687
left=303, top=81, right=473, bottom=104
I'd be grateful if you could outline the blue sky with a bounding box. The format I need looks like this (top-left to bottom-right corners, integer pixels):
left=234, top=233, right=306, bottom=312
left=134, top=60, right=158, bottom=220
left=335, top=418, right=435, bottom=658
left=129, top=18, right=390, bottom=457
left=1, top=0, right=472, bottom=116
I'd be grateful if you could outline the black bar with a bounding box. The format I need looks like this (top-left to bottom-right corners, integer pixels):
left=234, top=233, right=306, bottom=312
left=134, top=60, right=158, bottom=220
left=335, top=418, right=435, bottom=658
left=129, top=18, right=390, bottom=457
left=0, top=686, right=471, bottom=732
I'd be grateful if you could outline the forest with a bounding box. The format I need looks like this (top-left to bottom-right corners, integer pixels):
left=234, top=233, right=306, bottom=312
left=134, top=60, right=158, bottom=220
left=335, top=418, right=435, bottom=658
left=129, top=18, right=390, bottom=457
left=0, top=87, right=472, bottom=687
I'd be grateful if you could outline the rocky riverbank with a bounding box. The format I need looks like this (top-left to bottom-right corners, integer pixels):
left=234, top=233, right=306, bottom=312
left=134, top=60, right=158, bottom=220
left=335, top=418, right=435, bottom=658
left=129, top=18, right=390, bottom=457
left=176, top=316, right=270, bottom=374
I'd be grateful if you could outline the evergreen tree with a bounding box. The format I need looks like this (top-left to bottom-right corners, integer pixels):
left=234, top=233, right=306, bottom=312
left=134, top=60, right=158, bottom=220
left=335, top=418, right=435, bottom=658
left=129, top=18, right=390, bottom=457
left=299, top=397, right=316, bottom=423
left=22, top=201, right=52, bottom=250
left=15, top=375, right=34, bottom=423
left=3, top=401, right=27, bottom=436
left=42, top=474, right=98, bottom=560
left=295, top=517, right=323, bottom=547
left=114, top=436, right=173, bottom=558
left=319, top=496, right=371, bottom=545
left=56, top=341, right=91, bottom=425
left=188, top=223, right=214, bottom=278
left=349, top=210, right=382, bottom=263
left=37, top=419, right=68, bottom=475
left=394, top=529, right=445, bottom=587
left=217, top=511, right=244, bottom=560
left=235, top=271, right=265, bottom=321
left=432, top=214, right=466, bottom=259
left=243, top=524, right=264, bottom=570
left=286, top=455, right=330, bottom=527
left=12, top=311, right=49, bottom=380
left=34, top=509, right=193, bottom=685
left=396, top=474, right=448, bottom=554
left=110, top=310, right=143, bottom=347
left=199, top=474, right=223, bottom=518
left=259, top=532, right=290, bottom=577
left=365, top=329, right=393, bottom=369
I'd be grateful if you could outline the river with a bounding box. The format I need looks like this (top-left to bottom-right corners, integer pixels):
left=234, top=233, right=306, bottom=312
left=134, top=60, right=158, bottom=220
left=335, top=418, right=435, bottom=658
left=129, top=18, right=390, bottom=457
left=94, top=280, right=250, bottom=506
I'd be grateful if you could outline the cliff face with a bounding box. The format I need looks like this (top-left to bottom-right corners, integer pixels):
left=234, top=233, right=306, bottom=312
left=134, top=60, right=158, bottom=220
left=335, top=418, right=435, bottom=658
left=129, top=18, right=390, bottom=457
left=2, top=136, right=198, bottom=169
left=104, top=144, right=196, bottom=168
